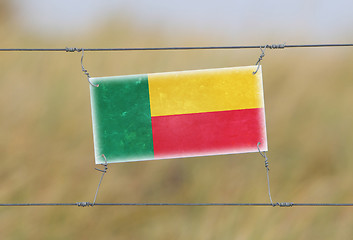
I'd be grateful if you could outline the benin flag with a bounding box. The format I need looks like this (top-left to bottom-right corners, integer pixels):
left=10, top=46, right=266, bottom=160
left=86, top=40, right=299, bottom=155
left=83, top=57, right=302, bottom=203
left=90, top=66, right=267, bottom=164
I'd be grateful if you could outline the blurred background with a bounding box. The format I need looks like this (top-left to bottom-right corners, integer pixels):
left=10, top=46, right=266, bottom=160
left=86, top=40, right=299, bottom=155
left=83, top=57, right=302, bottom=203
left=1, top=0, right=353, bottom=239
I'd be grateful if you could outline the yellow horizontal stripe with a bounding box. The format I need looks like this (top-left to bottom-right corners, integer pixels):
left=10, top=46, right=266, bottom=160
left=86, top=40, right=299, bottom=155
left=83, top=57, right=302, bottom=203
left=148, top=66, right=264, bottom=117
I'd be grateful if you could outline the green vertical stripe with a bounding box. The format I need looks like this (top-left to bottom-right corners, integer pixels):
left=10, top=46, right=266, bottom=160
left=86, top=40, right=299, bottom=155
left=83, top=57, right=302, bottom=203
left=90, top=75, right=154, bottom=163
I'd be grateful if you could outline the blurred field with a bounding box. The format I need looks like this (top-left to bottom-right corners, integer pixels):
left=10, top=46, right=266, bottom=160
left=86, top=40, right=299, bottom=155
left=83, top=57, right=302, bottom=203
left=1, top=7, right=353, bottom=240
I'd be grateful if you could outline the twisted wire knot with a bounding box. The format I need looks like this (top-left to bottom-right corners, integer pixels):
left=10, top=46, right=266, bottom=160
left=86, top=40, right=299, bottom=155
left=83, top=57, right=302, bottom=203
left=81, top=64, right=91, bottom=79
left=80, top=49, right=99, bottom=87
left=264, top=158, right=269, bottom=170
left=266, top=44, right=286, bottom=49
left=273, top=202, right=294, bottom=207
left=76, top=202, right=92, bottom=207
left=65, top=47, right=82, bottom=52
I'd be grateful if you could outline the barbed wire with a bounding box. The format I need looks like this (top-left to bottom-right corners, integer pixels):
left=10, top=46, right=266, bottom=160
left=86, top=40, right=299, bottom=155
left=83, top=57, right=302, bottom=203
left=0, top=43, right=353, bottom=52
left=0, top=202, right=353, bottom=207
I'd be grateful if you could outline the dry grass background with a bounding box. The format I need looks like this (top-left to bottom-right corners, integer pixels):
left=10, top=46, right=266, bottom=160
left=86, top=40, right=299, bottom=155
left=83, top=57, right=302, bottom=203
left=1, top=7, right=353, bottom=240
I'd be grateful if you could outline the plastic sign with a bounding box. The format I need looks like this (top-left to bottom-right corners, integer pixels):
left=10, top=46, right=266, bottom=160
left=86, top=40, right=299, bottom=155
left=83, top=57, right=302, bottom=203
left=90, top=66, right=267, bottom=164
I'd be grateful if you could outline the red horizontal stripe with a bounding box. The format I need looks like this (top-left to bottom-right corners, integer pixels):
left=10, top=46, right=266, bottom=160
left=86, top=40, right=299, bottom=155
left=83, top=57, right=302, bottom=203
left=152, top=108, right=267, bottom=159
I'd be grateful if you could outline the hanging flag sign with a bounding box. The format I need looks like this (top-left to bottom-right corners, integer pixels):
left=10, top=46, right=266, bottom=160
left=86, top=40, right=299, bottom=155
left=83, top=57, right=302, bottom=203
left=90, top=66, right=267, bottom=164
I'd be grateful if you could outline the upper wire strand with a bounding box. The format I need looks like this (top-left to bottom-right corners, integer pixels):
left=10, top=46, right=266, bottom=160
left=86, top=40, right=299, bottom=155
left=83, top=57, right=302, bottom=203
left=2, top=43, right=353, bottom=51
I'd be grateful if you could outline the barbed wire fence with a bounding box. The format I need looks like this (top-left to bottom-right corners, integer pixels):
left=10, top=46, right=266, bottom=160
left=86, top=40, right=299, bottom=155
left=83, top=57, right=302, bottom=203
left=1, top=43, right=353, bottom=207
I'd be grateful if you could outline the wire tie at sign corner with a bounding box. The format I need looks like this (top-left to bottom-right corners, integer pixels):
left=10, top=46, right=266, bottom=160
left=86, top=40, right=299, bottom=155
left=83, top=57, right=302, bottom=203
left=95, top=154, right=108, bottom=173
left=92, top=154, right=109, bottom=206
left=252, top=43, right=285, bottom=75
left=257, top=142, right=273, bottom=205
left=80, top=49, right=99, bottom=87
left=253, top=46, right=267, bottom=75
left=257, top=142, right=269, bottom=170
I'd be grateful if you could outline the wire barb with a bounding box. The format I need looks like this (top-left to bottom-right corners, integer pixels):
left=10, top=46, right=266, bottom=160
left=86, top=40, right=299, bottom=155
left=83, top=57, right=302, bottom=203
left=80, top=49, right=99, bottom=87
left=76, top=202, right=92, bottom=207
left=266, top=43, right=286, bottom=49
left=257, top=142, right=274, bottom=205
left=65, top=47, right=82, bottom=53
left=276, top=202, right=294, bottom=207
left=92, top=154, right=108, bottom=206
